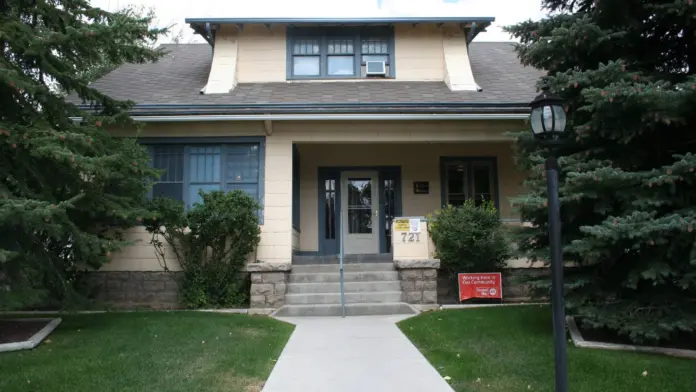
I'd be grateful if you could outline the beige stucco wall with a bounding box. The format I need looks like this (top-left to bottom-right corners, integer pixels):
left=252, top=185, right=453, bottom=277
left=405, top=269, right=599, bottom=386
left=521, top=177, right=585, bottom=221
left=205, top=25, right=239, bottom=93
left=261, top=136, right=294, bottom=262
left=391, top=220, right=437, bottom=260
left=212, top=23, right=450, bottom=83
left=393, top=24, right=445, bottom=81
left=104, top=119, right=526, bottom=270
left=296, top=141, right=525, bottom=252
left=101, top=226, right=180, bottom=271
left=442, top=27, right=477, bottom=90
left=236, top=25, right=287, bottom=83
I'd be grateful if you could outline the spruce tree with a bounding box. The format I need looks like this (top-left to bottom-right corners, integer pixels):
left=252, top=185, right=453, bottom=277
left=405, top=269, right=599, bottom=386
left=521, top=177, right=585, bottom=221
left=506, top=0, right=696, bottom=343
left=0, top=1, right=165, bottom=309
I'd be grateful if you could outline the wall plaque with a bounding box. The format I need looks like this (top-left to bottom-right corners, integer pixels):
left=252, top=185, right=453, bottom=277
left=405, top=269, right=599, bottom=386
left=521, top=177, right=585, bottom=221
left=413, top=181, right=430, bottom=194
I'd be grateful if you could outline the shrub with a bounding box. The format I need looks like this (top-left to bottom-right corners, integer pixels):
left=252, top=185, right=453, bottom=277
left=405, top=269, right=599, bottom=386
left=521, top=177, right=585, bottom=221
left=145, top=190, right=261, bottom=308
left=428, top=200, right=510, bottom=276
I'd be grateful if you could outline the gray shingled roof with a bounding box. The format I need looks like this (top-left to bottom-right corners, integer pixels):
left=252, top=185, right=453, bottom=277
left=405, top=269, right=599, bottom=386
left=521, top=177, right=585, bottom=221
left=78, top=42, right=544, bottom=113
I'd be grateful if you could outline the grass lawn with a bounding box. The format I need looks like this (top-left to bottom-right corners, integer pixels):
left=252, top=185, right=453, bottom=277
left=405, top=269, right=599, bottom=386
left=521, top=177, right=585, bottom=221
left=0, top=312, right=294, bottom=392
left=399, top=306, right=696, bottom=392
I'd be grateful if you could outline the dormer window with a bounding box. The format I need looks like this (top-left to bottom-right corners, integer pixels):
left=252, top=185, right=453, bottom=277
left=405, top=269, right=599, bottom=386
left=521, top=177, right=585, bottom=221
left=287, top=26, right=394, bottom=79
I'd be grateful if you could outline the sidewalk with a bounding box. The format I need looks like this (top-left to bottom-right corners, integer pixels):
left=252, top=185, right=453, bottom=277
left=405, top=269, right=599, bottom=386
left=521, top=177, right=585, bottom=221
left=262, top=315, right=455, bottom=392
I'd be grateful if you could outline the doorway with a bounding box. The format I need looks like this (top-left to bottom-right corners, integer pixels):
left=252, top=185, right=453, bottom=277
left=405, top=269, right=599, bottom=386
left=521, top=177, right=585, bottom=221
left=341, top=171, right=380, bottom=254
left=318, top=166, right=402, bottom=256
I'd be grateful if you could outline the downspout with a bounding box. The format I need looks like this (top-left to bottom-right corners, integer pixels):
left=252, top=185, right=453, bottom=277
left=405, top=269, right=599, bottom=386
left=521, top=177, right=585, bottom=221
left=467, top=22, right=478, bottom=44
left=206, top=22, right=213, bottom=47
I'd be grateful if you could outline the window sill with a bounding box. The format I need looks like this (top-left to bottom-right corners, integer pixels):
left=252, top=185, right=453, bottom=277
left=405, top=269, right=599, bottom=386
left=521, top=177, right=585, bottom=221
left=286, top=77, right=396, bottom=83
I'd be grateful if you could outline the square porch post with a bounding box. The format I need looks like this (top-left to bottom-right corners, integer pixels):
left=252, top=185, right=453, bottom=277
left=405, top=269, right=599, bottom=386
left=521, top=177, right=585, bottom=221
left=256, top=137, right=293, bottom=264
left=248, top=137, right=294, bottom=311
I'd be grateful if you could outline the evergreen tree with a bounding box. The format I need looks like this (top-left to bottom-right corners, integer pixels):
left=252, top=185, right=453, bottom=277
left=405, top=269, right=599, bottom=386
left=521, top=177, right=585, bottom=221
left=0, top=1, right=165, bottom=310
left=506, top=0, right=696, bottom=343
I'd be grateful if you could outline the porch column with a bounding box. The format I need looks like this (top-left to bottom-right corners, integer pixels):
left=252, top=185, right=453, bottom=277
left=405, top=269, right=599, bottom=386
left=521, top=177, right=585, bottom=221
left=257, top=138, right=293, bottom=264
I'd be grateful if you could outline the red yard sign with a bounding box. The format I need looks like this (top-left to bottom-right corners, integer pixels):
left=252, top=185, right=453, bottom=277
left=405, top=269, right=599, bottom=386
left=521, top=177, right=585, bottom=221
left=458, top=273, right=503, bottom=302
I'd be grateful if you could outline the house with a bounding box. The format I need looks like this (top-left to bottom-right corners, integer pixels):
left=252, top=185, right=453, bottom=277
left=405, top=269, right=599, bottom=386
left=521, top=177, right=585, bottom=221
left=82, top=16, right=544, bottom=314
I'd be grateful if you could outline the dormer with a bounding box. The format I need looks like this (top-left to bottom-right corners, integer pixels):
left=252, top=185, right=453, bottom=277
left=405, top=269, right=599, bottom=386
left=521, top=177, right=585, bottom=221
left=186, top=17, right=494, bottom=94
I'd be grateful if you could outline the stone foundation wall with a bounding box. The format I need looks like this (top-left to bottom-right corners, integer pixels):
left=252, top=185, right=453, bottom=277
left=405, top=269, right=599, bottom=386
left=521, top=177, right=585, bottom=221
left=394, top=259, right=440, bottom=305
left=247, top=263, right=291, bottom=309
left=86, top=271, right=181, bottom=309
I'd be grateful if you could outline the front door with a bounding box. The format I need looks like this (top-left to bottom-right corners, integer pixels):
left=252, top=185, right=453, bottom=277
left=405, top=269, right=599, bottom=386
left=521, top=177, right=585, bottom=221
left=341, top=171, right=380, bottom=254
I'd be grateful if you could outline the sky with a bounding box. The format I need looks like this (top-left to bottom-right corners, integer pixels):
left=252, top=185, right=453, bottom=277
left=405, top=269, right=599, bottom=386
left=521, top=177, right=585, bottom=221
left=91, top=0, right=546, bottom=43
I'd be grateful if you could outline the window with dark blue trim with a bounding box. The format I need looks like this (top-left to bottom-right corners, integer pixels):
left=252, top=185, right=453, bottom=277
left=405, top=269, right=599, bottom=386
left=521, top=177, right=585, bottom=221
left=150, top=145, right=185, bottom=202
left=147, top=140, right=264, bottom=219
left=287, top=26, right=395, bottom=79
left=441, top=159, right=497, bottom=207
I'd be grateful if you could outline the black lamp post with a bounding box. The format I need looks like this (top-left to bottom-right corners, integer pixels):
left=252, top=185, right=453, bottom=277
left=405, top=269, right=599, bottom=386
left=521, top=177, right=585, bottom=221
left=529, top=86, right=569, bottom=392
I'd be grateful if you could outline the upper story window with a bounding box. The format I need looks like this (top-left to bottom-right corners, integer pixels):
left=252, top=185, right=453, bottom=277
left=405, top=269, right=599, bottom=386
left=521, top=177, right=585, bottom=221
left=287, top=26, right=395, bottom=79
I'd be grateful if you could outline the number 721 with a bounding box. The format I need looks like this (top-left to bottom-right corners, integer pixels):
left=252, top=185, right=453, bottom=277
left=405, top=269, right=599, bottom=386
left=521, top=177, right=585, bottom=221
left=401, top=233, right=421, bottom=242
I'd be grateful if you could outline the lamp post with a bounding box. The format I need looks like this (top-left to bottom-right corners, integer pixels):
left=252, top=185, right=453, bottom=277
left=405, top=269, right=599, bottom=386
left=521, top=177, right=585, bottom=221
left=529, top=86, right=569, bottom=392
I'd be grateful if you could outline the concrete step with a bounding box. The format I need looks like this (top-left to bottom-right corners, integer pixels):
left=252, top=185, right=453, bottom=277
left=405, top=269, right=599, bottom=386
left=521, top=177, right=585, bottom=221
left=292, top=253, right=393, bottom=265
left=273, top=302, right=417, bottom=317
left=289, top=271, right=399, bottom=284
left=292, top=263, right=395, bottom=274
left=287, top=280, right=401, bottom=294
left=285, top=291, right=403, bottom=305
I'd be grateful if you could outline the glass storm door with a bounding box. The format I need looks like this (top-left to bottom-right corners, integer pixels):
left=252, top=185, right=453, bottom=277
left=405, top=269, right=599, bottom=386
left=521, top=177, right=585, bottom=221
left=341, top=171, right=380, bottom=254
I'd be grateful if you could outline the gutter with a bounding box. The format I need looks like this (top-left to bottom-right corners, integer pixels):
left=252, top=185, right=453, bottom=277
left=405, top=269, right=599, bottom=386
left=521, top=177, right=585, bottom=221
left=78, top=102, right=530, bottom=115
left=75, top=102, right=531, bottom=118
left=185, top=16, right=495, bottom=46
left=125, top=107, right=529, bottom=116
left=89, top=101, right=530, bottom=110
left=115, top=113, right=529, bottom=122
left=184, top=17, right=496, bottom=24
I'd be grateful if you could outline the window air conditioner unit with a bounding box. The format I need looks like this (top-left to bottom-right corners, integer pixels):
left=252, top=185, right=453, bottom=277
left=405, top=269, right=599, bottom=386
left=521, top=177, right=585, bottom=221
left=365, top=60, right=387, bottom=76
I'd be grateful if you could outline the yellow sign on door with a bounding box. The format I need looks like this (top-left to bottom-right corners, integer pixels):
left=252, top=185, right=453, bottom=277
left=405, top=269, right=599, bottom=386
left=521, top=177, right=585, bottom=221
left=394, top=219, right=410, bottom=232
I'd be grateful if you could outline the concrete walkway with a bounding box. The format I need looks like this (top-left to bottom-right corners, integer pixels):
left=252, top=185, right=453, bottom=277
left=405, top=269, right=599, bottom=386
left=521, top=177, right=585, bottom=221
left=262, top=315, right=455, bottom=392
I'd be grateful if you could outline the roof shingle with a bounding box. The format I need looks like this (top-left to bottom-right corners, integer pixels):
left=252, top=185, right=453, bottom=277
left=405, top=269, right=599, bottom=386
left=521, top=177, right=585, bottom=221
left=79, top=42, right=544, bottom=108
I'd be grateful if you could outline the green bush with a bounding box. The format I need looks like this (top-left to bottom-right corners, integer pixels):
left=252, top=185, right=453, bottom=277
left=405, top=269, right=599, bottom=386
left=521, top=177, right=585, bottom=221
left=145, top=190, right=261, bottom=308
left=428, top=200, right=510, bottom=276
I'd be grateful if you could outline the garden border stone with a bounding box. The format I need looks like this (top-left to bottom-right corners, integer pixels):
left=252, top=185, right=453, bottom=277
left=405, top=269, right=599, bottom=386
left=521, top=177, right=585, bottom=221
left=1, top=309, right=266, bottom=316
left=566, top=316, right=696, bottom=360
left=0, top=318, right=62, bottom=353
left=440, top=302, right=548, bottom=310
left=394, top=259, right=441, bottom=269
left=411, top=304, right=440, bottom=313
left=245, top=262, right=292, bottom=272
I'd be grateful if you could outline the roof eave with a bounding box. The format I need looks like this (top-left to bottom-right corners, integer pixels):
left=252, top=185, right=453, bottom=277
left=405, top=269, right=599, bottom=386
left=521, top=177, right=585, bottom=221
left=184, top=16, right=495, bottom=24
left=186, top=16, right=496, bottom=45
left=77, top=102, right=530, bottom=117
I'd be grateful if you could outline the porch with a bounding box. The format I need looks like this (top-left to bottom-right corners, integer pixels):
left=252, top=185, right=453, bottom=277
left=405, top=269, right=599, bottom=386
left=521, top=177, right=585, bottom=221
left=291, top=142, right=525, bottom=257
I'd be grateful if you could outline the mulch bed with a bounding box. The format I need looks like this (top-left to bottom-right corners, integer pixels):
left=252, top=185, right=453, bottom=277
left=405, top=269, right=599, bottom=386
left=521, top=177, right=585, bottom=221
left=576, top=319, right=696, bottom=351
left=0, top=319, right=50, bottom=345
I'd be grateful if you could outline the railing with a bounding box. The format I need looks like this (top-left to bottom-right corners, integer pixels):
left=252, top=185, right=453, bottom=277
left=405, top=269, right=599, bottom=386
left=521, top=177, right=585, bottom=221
left=338, top=211, right=346, bottom=318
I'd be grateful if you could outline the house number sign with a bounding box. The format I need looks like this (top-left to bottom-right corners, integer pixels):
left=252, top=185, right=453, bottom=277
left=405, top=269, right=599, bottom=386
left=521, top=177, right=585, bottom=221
left=394, top=218, right=422, bottom=242
left=401, top=232, right=421, bottom=242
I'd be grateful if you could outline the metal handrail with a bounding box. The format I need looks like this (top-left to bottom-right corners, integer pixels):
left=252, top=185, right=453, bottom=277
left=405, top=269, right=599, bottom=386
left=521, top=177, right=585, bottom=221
left=339, top=215, right=346, bottom=318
